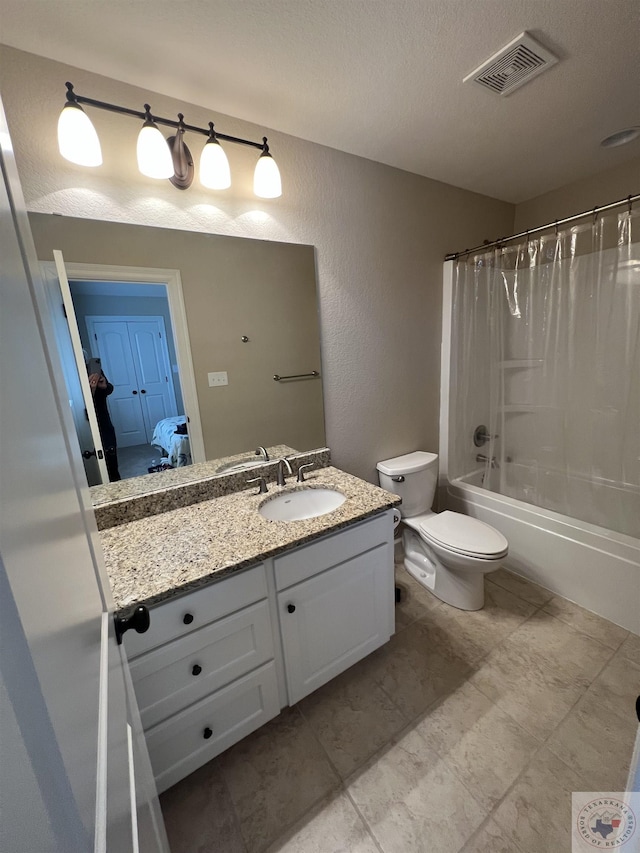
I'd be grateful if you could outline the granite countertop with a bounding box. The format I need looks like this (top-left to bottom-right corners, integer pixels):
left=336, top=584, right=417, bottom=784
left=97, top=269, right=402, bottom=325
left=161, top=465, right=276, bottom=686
left=101, top=466, right=401, bottom=615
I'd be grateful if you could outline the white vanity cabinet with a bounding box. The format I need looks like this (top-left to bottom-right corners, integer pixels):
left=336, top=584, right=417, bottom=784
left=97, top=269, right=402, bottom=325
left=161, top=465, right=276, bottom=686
left=275, top=512, right=394, bottom=704
left=124, top=509, right=395, bottom=793
left=124, top=564, right=281, bottom=793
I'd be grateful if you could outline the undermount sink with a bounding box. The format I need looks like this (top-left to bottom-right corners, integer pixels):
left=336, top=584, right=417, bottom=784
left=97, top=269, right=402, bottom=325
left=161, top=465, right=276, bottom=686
left=259, top=487, right=346, bottom=522
left=216, top=458, right=263, bottom=474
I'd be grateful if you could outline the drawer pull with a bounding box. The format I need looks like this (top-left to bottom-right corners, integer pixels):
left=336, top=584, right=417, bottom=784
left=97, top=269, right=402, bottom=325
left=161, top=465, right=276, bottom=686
left=203, top=727, right=213, bottom=740
left=287, top=603, right=296, bottom=614
left=183, top=613, right=194, bottom=625
left=191, top=664, right=202, bottom=676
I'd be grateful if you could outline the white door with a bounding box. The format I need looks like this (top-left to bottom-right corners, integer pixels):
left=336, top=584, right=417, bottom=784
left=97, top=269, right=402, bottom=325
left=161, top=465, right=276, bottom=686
left=40, top=266, right=104, bottom=486
left=0, top=99, right=168, bottom=853
left=88, top=317, right=178, bottom=446
left=88, top=319, right=148, bottom=447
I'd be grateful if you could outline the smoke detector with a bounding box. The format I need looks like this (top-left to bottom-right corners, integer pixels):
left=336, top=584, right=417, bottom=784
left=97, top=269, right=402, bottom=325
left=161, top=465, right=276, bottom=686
left=464, top=32, right=559, bottom=96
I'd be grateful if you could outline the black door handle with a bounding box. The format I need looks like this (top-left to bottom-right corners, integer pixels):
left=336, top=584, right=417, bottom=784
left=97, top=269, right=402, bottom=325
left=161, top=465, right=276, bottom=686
left=114, top=605, right=150, bottom=645
left=203, top=727, right=213, bottom=739
left=192, top=664, right=202, bottom=676
left=82, top=449, right=97, bottom=459
left=287, top=603, right=296, bottom=613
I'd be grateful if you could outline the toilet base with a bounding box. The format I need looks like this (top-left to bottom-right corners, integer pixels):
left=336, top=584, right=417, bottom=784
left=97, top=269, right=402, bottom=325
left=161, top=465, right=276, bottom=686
left=403, top=529, right=488, bottom=610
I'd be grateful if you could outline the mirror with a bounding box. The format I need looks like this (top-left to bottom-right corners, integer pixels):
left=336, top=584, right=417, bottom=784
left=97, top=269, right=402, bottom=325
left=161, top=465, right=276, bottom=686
left=29, top=213, right=326, bottom=501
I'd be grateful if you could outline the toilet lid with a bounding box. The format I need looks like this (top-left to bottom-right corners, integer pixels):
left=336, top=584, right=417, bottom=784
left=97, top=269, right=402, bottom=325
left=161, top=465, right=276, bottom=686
left=418, top=511, right=508, bottom=558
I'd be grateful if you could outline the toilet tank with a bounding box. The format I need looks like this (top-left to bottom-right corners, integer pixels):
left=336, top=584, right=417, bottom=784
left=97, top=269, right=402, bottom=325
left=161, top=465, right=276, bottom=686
left=376, top=451, right=438, bottom=518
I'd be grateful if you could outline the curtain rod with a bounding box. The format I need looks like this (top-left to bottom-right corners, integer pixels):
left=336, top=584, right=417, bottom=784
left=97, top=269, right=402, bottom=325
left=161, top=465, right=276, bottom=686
left=444, top=193, right=640, bottom=261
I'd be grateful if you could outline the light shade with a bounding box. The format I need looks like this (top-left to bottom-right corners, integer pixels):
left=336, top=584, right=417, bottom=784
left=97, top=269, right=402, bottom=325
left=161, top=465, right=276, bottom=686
left=254, top=151, right=282, bottom=198
left=200, top=138, right=231, bottom=189
left=57, top=102, right=102, bottom=167
left=137, top=120, right=174, bottom=179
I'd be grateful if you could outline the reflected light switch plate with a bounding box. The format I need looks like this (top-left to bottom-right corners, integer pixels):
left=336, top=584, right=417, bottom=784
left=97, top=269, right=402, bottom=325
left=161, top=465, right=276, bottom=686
left=208, top=371, right=228, bottom=387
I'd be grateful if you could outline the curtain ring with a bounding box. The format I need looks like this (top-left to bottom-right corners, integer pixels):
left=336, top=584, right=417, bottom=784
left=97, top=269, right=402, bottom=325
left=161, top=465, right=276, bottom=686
left=592, top=207, right=598, bottom=226
left=629, top=194, right=634, bottom=215
left=554, top=220, right=559, bottom=237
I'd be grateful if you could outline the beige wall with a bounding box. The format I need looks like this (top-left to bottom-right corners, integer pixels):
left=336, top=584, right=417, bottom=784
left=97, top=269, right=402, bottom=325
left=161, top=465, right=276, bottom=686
left=0, top=45, right=514, bottom=482
left=29, top=214, right=324, bottom=459
left=515, top=156, right=640, bottom=232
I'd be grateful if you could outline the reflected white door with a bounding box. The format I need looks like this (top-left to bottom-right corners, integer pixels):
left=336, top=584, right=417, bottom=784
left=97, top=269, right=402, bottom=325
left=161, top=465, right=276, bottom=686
left=0, top=98, right=168, bottom=853
left=88, top=317, right=178, bottom=446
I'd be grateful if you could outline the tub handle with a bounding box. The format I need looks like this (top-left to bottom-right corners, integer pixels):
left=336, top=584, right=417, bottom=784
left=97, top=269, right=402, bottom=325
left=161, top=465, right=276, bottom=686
left=392, top=476, right=405, bottom=483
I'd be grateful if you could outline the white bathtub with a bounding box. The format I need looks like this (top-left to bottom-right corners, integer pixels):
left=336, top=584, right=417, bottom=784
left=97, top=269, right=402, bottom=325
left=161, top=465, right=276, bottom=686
left=446, top=471, right=640, bottom=634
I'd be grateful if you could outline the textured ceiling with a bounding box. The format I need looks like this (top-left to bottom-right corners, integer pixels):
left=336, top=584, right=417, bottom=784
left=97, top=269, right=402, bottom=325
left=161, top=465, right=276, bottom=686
left=1, top=0, right=639, bottom=202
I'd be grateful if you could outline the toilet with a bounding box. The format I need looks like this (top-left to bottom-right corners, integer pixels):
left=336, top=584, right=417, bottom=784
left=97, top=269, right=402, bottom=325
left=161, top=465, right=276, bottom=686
left=377, top=451, right=508, bottom=611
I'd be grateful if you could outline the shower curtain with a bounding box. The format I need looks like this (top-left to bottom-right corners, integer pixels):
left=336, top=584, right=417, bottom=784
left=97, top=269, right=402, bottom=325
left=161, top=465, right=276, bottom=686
left=451, top=208, right=640, bottom=539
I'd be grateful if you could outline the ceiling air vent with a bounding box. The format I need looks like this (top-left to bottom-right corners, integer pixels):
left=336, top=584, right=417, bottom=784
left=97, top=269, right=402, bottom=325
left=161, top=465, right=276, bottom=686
left=463, top=32, right=559, bottom=96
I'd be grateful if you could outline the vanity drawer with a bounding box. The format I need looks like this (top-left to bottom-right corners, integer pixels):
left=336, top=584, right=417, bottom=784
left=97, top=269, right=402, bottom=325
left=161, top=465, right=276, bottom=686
left=147, top=661, right=280, bottom=794
left=131, top=599, right=274, bottom=730
left=274, top=512, right=391, bottom=590
left=124, top=564, right=267, bottom=658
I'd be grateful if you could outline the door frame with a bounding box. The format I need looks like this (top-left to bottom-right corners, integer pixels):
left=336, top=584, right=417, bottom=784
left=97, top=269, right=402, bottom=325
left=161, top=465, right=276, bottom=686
left=41, top=262, right=205, bottom=465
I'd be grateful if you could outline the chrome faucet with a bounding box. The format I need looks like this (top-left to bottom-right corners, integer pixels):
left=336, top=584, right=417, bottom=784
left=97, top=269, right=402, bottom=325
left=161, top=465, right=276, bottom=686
left=255, top=446, right=269, bottom=462
left=247, top=476, right=268, bottom=494
left=296, top=462, right=315, bottom=483
left=476, top=453, right=499, bottom=469
left=276, top=457, right=293, bottom=486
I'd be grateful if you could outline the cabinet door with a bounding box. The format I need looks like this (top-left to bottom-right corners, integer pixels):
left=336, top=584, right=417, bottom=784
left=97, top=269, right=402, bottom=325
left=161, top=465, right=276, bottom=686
left=278, top=545, right=393, bottom=704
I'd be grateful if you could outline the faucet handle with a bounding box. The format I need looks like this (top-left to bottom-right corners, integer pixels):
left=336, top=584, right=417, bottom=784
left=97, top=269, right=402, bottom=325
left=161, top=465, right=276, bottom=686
left=297, top=462, right=315, bottom=483
left=247, top=476, right=268, bottom=494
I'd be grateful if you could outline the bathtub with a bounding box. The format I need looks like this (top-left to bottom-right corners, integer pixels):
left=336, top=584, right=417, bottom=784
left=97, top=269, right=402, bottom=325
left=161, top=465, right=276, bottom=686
left=445, top=471, right=640, bottom=634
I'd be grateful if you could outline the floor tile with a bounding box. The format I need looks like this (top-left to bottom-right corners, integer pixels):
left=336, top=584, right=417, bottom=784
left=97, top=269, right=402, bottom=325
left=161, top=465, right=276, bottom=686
left=160, top=758, right=246, bottom=853
left=497, top=609, right=615, bottom=688
left=460, top=818, right=525, bottom=853
left=586, top=647, right=640, bottom=719
left=487, top=568, right=553, bottom=607
left=546, top=692, right=638, bottom=792
left=347, top=726, right=486, bottom=853
left=219, top=707, right=340, bottom=853
left=619, top=632, right=640, bottom=663
left=470, top=641, right=589, bottom=741
left=298, top=655, right=406, bottom=779
left=394, top=565, right=439, bottom=630
left=374, top=619, right=474, bottom=721
left=492, top=747, right=586, bottom=853
left=542, top=596, right=629, bottom=650
left=264, top=791, right=379, bottom=853
left=414, top=681, right=540, bottom=810
left=426, top=583, right=537, bottom=663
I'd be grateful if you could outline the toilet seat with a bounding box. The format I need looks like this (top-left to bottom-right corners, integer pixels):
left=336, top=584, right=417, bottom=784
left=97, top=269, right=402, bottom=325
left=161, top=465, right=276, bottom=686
left=418, top=511, right=508, bottom=559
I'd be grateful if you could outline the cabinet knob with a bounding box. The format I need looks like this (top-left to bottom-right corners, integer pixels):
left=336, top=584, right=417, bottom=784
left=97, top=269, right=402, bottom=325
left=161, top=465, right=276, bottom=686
left=203, top=727, right=213, bottom=739
left=132, top=390, right=138, bottom=395
left=287, top=603, right=296, bottom=614
left=192, top=664, right=202, bottom=676
left=183, top=613, right=194, bottom=625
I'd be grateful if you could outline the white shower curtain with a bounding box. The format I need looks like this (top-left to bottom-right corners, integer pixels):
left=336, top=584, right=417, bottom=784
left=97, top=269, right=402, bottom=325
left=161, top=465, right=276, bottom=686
left=452, top=208, right=640, bottom=539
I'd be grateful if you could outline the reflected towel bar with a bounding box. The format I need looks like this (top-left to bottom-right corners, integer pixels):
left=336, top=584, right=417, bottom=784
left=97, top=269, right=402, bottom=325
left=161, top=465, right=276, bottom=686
left=273, top=371, right=320, bottom=381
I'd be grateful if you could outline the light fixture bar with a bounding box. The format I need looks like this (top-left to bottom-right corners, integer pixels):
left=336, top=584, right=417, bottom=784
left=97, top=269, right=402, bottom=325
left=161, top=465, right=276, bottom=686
left=64, top=82, right=265, bottom=151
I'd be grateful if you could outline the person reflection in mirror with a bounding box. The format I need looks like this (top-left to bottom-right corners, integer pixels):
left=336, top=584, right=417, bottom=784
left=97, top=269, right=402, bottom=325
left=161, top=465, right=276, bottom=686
left=88, top=370, right=121, bottom=481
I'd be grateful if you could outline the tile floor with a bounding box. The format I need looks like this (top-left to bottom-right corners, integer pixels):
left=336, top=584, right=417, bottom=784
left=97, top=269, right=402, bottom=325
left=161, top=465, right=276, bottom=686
left=160, top=566, right=639, bottom=853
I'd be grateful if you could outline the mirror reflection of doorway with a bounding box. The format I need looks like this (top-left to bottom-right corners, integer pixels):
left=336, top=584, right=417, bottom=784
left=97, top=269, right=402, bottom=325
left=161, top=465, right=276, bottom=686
left=42, top=261, right=195, bottom=485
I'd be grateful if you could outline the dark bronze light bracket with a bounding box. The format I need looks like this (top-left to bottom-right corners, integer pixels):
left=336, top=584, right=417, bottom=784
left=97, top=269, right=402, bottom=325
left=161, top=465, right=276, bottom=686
left=63, top=81, right=270, bottom=190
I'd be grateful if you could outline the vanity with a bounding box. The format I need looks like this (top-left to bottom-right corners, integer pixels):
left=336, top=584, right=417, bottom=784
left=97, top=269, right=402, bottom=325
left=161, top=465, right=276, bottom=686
left=99, top=462, right=400, bottom=793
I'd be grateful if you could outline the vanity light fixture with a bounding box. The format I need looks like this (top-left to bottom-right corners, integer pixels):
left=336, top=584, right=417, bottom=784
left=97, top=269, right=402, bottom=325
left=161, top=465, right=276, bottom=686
left=57, top=86, right=102, bottom=167
left=199, top=122, right=231, bottom=190
left=57, top=82, right=282, bottom=198
left=136, top=105, right=174, bottom=179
